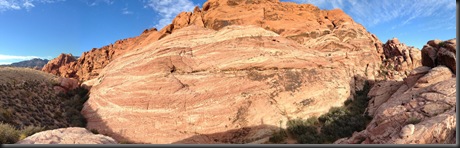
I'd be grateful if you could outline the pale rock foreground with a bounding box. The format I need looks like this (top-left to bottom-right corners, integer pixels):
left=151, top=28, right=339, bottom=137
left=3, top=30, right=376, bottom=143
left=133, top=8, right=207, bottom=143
left=16, top=127, right=117, bottom=144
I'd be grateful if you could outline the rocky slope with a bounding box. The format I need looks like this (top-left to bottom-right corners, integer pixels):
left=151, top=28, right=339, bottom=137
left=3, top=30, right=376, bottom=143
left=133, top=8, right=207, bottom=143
left=335, top=38, right=456, bottom=144
left=43, top=0, right=388, bottom=82
left=0, top=67, right=87, bottom=143
left=16, top=127, right=118, bottom=144
left=380, top=38, right=421, bottom=80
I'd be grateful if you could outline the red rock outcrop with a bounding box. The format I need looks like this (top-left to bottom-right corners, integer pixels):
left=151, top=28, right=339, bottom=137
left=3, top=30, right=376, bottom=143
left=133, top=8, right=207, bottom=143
left=378, top=38, right=422, bottom=80
left=41, top=53, right=76, bottom=77
left=44, top=0, right=385, bottom=83
left=42, top=28, right=163, bottom=81
left=16, top=127, right=118, bottom=144
left=335, top=39, right=457, bottom=144
left=167, top=0, right=382, bottom=53
left=421, top=38, right=456, bottom=74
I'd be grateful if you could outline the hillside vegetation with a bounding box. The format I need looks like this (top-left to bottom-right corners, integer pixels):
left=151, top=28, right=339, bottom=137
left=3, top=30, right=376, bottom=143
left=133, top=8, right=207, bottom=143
left=269, top=81, right=373, bottom=144
left=0, top=67, right=89, bottom=144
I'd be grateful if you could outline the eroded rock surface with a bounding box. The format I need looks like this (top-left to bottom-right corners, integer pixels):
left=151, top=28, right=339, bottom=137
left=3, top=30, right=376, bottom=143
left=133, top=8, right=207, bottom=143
left=380, top=38, right=422, bottom=80
left=335, top=39, right=457, bottom=144
left=81, top=24, right=385, bottom=144
left=42, top=29, right=163, bottom=81
left=16, top=127, right=118, bottom=144
left=421, top=38, right=456, bottom=74
left=41, top=53, right=77, bottom=78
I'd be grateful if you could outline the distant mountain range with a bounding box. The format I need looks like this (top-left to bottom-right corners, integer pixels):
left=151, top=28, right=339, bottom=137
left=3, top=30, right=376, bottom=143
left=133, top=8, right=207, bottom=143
left=0, top=58, right=49, bottom=69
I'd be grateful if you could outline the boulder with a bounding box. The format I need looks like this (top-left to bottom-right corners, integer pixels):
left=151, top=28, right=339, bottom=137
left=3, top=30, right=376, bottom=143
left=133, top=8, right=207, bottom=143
left=421, top=39, right=457, bottom=74
left=58, top=77, right=79, bottom=91
left=380, top=38, right=422, bottom=80
left=16, top=127, right=118, bottom=144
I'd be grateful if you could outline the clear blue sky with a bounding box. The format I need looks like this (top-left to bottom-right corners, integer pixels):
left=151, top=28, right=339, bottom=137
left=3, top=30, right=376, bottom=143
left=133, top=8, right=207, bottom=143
left=0, top=0, right=456, bottom=64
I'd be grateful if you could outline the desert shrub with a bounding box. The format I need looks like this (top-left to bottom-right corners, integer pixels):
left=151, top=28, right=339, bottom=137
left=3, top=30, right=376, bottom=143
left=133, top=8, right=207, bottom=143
left=282, top=81, right=373, bottom=144
left=60, top=86, right=89, bottom=127
left=318, top=107, right=349, bottom=125
left=344, top=99, right=353, bottom=106
left=0, top=108, right=13, bottom=121
left=438, top=41, right=445, bottom=47
left=297, top=133, right=324, bottom=144
left=69, top=114, right=87, bottom=127
left=285, top=116, right=322, bottom=143
left=17, top=125, right=46, bottom=141
left=0, top=123, right=48, bottom=144
left=268, top=129, right=287, bottom=143
left=287, top=118, right=318, bottom=138
left=319, top=113, right=369, bottom=142
left=0, top=123, right=19, bottom=144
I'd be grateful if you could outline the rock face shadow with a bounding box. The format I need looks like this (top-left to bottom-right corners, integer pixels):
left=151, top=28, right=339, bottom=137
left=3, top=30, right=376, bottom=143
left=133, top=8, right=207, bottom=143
left=171, top=124, right=279, bottom=144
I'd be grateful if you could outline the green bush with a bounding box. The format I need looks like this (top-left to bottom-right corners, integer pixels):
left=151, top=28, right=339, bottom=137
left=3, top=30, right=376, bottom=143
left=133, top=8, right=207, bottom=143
left=268, top=129, right=287, bottom=143
left=298, top=133, right=324, bottom=144
left=287, top=118, right=318, bottom=138
left=280, top=81, right=373, bottom=144
left=406, top=117, right=421, bottom=124
left=60, top=86, right=89, bottom=127
left=438, top=41, right=445, bottom=47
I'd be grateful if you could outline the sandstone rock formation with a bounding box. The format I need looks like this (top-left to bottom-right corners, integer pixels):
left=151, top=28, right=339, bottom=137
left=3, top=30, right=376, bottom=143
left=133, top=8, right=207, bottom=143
left=42, top=29, right=164, bottom=81
left=81, top=21, right=386, bottom=143
left=41, top=53, right=77, bottom=78
left=421, top=38, right=456, bottom=74
left=380, top=38, right=422, bottom=80
left=335, top=39, right=456, bottom=144
left=16, top=127, right=118, bottom=144
left=43, top=0, right=384, bottom=82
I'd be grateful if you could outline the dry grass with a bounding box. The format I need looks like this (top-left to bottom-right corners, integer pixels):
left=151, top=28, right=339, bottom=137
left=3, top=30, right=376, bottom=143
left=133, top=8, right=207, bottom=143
left=0, top=122, right=46, bottom=144
left=0, top=67, right=58, bottom=84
